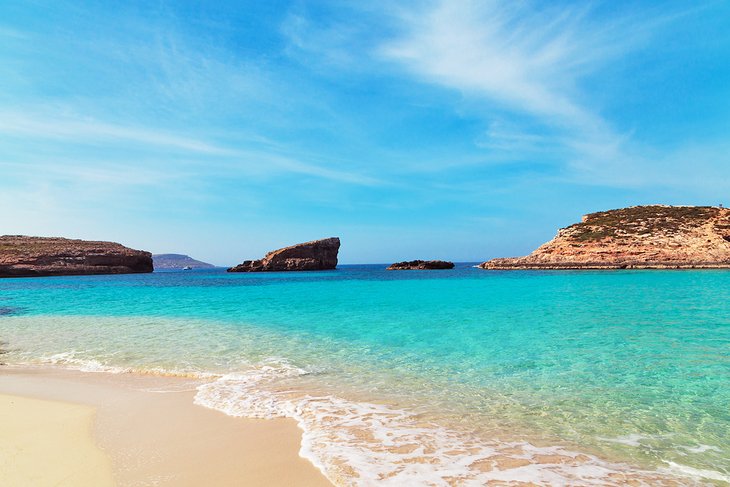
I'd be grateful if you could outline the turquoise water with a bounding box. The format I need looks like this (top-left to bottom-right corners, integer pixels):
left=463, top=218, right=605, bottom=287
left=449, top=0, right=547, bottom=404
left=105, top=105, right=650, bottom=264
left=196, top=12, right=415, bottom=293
left=1, top=266, right=728, bottom=485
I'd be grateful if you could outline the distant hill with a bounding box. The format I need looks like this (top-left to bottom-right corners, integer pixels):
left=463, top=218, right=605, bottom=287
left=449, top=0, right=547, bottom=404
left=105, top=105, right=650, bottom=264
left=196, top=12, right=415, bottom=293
left=152, top=254, right=216, bottom=270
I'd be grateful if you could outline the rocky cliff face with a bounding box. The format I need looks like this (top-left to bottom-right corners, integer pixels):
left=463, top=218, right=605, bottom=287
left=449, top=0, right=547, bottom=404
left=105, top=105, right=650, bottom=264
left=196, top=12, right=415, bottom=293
left=480, top=205, right=730, bottom=270
left=0, top=236, right=153, bottom=277
left=228, top=237, right=340, bottom=272
left=387, top=260, right=455, bottom=270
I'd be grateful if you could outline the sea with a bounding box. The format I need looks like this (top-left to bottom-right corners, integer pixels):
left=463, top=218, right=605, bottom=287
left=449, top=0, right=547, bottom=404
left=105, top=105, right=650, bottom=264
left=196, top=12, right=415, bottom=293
left=0, top=265, right=728, bottom=486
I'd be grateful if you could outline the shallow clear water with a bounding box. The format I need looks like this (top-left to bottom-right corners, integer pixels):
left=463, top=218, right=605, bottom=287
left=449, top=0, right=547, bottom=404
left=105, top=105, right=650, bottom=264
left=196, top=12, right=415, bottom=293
left=1, top=266, right=728, bottom=485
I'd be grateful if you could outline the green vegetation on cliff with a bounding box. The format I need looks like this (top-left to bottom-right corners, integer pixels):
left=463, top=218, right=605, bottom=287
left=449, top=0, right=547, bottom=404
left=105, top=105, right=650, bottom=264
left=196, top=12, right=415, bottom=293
left=567, top=206, right=726, bottom=242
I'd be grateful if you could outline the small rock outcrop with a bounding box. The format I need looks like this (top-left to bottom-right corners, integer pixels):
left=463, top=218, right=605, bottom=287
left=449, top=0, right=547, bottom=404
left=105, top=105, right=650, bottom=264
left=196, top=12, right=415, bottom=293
left=480, top=205, right=730, bottom=270
left=152, top=254, right=215, bottom=270
left=228, top=237, right=340, bottom=272
left=0, top=306, right=24, bottom=316
left=387, top=260, right=455, bottom=270
left=0, top=235, right=153, bottom=277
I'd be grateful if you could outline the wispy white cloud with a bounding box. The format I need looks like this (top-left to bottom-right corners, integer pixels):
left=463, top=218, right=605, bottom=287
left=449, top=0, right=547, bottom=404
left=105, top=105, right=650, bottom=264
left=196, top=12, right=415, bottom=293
left=281, top=12, right=356, bottom=67
left=280, top=5, right=385, bottom=71
left=564, top=139, right=730, bottom=192
left=379, top=1, right=696, bottom=127
left=375, top=0, right=718, bottom=192
left=380, top=1, right=620, bottom=127
left=249, top=152, right=384, bottom=186
left=0, top=111, right=383, bottom=187
left=0, top=25, right=28, bottom=39
left=475, top=120, right=564, bottom=154
left=0, top=159, right=189, bottom=187
left=0, top=111, right=233, bottom=155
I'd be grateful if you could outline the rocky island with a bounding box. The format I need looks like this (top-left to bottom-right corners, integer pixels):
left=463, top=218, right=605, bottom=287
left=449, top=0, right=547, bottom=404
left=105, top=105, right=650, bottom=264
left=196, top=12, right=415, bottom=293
left=152, top=254, right=215, bottom=270
left=387, top=260, right=455, bottom=270
left=0, top=235, right=153, bottom=277
left=480, top=205, right=730, bottom=270
left=228, top=237, right=340, bottom=272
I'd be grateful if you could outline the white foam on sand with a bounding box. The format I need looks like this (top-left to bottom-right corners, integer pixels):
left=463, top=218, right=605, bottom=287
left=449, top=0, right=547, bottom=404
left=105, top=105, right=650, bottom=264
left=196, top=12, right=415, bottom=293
left=660, top=462, right=730, bottom=484
left=597, top=434, right=649, bottom=448
left=11, top=349, right=719, bottom=486
left=193, top=358, right=699, bottom=487
left=44, top=351, right=132, bottom=374
left=40, top=351, right=217, bottom=380
left=680, top=444, right=723, bottom=454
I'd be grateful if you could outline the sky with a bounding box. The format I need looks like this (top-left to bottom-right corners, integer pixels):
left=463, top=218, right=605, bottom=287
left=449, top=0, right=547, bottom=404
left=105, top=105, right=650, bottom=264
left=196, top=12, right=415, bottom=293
left=1, top=0, right=729, bottom=265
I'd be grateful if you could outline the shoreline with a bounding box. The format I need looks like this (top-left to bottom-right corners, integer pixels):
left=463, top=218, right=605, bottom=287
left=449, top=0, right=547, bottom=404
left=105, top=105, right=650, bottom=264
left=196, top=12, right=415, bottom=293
left=0, top=364, right=709, bottom=486
left=0, top=365, right=332, bottom=487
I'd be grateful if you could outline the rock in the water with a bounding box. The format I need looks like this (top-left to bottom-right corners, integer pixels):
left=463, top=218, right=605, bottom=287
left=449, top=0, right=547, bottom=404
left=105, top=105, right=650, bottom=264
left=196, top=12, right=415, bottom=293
left=480, top=205, right=730, bottom=270
left=0, top=306, right=24, bottom=316
left=0, top=235, right=153, bottom=277
left=153, top=254, right=215, bottom=270
left=228, top=237, right=340, bottom=272
left=387, top=260, right=455, bottom=270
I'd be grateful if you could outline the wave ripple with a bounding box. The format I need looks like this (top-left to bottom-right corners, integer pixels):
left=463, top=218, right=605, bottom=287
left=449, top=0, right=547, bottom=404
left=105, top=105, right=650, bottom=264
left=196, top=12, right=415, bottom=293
left=194, top=359, right=696, bottom=486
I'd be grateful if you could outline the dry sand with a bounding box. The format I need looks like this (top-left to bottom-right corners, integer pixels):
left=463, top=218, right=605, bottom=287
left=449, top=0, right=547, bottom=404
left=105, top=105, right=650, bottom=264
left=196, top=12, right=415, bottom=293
left=0, top=366, right=332, bottom=487
left=0, top=394, right=115, bottom=487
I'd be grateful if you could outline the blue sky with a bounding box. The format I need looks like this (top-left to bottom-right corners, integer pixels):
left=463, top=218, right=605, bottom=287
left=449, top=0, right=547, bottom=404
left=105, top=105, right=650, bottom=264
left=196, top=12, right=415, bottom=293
left=1, top=0, right=729, bottom=265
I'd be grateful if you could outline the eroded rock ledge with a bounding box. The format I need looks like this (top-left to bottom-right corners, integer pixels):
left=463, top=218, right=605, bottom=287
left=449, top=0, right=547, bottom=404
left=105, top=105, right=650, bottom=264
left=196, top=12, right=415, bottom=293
left=228, top=237, right=340, bottom=272
left=387, top=260, right=455, bottom=270
left=480, top=205, right=730, bottom=270
left=0, top=235, right=153, bottom=277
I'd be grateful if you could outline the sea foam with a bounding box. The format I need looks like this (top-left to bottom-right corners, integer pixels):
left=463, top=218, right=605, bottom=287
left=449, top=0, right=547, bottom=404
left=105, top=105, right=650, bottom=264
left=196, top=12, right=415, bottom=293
left=193, top=358, right=695, bottom=486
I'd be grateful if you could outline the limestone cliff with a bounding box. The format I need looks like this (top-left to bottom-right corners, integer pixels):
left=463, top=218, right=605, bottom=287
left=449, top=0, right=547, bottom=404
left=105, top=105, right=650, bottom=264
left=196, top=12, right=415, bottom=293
left=480, top=205, right=730, bottom=270
left=387, top=260, right=455, bottom=270
left=228, top=237, right=340, bottom=272
left=0, top=236, right=153, bottom=277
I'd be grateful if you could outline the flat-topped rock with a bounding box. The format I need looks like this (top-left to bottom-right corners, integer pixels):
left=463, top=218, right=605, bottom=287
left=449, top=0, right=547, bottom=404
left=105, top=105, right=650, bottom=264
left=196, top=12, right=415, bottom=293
left=387, top=260, right=455, bottom=270
left=480, top=205, right=730, bottom=270
left=228, top=237, right=340, bottom=272
left=0, top=235, right=153, bottom=277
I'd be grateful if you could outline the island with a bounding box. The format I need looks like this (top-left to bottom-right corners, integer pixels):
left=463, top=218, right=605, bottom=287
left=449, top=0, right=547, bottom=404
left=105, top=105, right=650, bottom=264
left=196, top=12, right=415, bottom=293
left=228, top=237, right=340, bottom=272
left=0, top=235, right=153, bottom=277
left=480, top=205, right=730, bottom=270
left=387, top=260, right=455, bottom=270
left=152, top=254, right=215, bottom=270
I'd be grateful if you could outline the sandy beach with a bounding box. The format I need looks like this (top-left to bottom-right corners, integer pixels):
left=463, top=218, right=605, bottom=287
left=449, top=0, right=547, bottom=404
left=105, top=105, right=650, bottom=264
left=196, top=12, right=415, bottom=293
left=0, top=393, right=115, bottom=486
left=0, top=366, right=332, bottom=487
